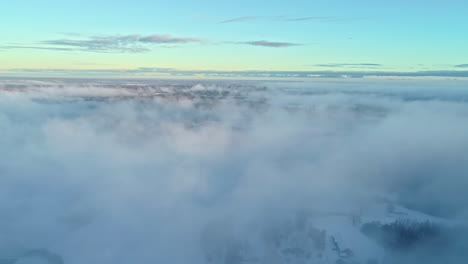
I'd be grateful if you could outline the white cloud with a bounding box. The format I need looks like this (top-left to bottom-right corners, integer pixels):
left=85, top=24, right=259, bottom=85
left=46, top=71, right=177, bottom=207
left=1, top=79, right=468, bottom=263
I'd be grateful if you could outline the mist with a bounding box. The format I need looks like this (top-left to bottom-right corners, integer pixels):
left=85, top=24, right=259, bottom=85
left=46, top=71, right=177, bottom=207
left=1, top=78, right=467, bottom=264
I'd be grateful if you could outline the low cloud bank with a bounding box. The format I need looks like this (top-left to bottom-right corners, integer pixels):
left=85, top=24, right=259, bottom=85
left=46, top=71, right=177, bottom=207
left=3, top=68, right=468, bottom=79
left=1, top=79, right=468, bottom=263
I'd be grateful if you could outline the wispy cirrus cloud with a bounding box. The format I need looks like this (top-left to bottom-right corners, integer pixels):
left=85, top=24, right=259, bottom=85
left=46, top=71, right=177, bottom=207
left=42, top=34, right=205, bottom=52
left=138, top=35, right=204, bottom=44
left=217, top=15, right=361, bottom=24
left=314, top=63, right=383, bottom=68
left=275, top=16, right=335, bottom=22
left=0, top=45, right=75, bottom=51
left=2, top=34, right=302, bottom=52
left=233, top=40, right=301, bottom=48
left=3, top=34, right=205, bottom=53
left=218, top=16, right=260, bottom=23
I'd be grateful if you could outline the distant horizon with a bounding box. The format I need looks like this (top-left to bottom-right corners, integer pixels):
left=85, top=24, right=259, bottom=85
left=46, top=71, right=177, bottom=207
left=2, top=68, right=468, bottom=80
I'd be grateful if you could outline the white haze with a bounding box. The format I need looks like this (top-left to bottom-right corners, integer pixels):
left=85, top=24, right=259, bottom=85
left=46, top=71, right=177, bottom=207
left=0, top=78, right=468, bottom=263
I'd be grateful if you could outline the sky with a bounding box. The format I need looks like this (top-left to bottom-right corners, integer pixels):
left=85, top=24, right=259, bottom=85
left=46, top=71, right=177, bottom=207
left=1, top=0, right=468, bottom=78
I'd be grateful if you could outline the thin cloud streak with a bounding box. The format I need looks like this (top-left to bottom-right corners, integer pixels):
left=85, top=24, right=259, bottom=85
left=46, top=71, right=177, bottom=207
left=275, top=16, right=334, bottom=21
left=0, top=45, right=76, bottom=51
left=4, top=34, right=302, bottom=53
left=218, top=16, right=260, bottom=23
left=217, top=15, right=361, bottom=23
left=4, top=68, right=468, bottom=79
left=139, top=35, right=204, bottom=44
left=314, top=63, right=383, bottom=68
left=4, top=34, right=205, bottom=53
left=240, top=40, right=301, bottom=47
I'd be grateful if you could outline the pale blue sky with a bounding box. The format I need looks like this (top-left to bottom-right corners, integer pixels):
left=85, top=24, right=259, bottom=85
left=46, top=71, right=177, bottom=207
left=1, top=0, right=468, bottom=78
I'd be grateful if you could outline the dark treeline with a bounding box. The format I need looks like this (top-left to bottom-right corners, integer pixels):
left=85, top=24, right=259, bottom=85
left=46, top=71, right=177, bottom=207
left=361, top=220, right=468, bottom=264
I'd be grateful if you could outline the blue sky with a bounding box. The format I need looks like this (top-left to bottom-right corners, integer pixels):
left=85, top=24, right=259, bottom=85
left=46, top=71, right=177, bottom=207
left=1, top=0, right=468, bottom=78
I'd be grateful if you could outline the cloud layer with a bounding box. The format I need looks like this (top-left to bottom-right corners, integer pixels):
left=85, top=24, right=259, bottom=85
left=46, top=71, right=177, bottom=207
left=1, top=79, right=468, bottom=263
left=3, top=68, right=468, bottom=79
left=1, top=34, right=206, bottom=53
left=218, top=16, right=338, bottom=23
left=41, top=34, right=205, bottom=53
left=1, top=34, right=303, bottom=53
left=314, top=63, right=383, bottom=68
left=241, top=40, right=301, bottom=47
